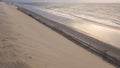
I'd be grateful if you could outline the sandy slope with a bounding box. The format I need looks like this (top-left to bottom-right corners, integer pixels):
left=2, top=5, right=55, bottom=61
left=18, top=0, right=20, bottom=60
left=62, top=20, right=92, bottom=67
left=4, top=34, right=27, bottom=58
left=0, top=2, right=115, bottom=68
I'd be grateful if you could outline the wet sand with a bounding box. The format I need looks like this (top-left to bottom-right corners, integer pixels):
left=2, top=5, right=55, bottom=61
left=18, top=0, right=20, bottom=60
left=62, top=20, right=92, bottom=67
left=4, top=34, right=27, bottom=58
left=0, top=2, right=115, bottom=68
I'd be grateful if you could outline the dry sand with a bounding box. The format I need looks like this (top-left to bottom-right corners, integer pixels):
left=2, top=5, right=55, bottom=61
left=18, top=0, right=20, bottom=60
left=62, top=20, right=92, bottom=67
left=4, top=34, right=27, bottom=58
left=0, top=2, right=115, bottom=68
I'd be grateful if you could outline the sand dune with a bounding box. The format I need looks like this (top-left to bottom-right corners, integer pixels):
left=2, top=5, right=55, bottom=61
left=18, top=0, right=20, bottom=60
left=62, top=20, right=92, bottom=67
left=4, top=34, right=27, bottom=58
left=0, top=2, right=115, bottom=68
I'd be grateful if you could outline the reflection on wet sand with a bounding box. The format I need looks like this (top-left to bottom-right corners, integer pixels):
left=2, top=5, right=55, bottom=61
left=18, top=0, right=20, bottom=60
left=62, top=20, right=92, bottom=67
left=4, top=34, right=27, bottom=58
left=70, top=22, right=120, bottom=48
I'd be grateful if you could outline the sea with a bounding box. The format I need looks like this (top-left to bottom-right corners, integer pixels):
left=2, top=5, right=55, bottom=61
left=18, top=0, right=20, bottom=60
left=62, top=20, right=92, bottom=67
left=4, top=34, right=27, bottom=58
left=18, top=2, right=120, bottom=28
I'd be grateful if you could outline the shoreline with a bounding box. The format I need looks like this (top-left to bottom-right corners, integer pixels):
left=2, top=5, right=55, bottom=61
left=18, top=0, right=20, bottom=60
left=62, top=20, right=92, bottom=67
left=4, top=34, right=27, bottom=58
left=0, top=2, right=116, bottom=68
left=17, top=4, right=120, bottom=67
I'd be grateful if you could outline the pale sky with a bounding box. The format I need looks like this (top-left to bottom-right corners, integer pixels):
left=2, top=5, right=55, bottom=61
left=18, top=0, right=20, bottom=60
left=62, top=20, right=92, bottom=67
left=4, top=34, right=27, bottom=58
left=3, top=0, right=120, bottom=3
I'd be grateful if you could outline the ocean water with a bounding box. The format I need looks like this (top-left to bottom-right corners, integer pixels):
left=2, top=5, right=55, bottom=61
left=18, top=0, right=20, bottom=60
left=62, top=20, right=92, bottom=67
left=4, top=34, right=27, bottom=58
left=45, top=4, right=120, bottom=28
left=21, top=3, right=120, bottom=28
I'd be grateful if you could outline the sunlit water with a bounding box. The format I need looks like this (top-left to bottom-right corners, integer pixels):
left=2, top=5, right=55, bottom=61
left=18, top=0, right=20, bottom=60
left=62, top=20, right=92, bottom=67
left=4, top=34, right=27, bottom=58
left=32, top=3, right=120, bottom=48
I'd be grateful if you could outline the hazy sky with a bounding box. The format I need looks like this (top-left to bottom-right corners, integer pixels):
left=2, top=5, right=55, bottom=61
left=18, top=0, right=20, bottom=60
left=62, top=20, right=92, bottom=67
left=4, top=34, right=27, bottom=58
left=3, top=0, right=120, bottom=3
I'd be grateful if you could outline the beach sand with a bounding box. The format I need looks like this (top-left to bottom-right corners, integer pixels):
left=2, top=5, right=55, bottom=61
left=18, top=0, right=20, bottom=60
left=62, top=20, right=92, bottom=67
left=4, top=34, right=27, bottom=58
left=0, top=2, right=115, bottom=68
